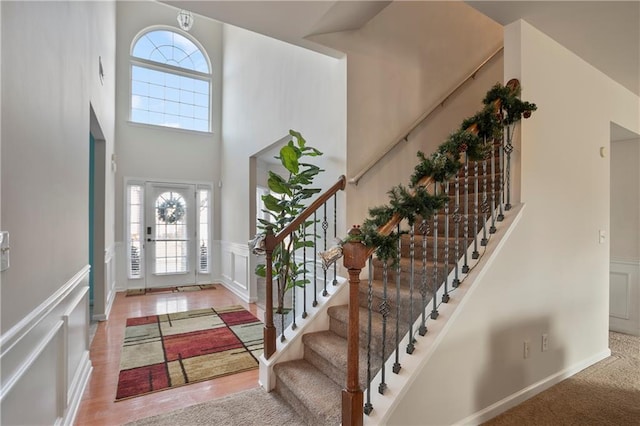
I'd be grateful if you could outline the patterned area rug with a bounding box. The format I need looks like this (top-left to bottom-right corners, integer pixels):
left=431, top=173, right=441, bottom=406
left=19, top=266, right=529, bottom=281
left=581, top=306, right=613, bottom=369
left=125, top=283, right=217, bottom=297
left=115, top=305, right=263, bottom=400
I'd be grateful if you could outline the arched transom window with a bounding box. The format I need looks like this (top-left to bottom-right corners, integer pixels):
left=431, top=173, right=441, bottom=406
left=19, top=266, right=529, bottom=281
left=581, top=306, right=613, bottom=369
left=130, top=28, right=211, bottom=132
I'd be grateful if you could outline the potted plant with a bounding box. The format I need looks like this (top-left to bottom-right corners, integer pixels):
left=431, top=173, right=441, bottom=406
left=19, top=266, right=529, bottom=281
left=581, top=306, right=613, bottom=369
left=254, top=130, right=324, bottom=333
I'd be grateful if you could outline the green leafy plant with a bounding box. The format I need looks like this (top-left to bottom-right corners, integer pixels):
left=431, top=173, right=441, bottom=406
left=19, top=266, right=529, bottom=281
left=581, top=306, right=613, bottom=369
left=255, top=130, right=324, bottom=315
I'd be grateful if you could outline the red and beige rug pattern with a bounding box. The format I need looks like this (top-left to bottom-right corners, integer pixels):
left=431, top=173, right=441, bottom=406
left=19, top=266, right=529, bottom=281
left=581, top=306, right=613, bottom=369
left=115, top=305, right=263, bottom=400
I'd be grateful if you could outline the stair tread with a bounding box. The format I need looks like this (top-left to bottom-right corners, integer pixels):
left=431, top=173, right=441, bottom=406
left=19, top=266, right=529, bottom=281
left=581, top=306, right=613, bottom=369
left=274, top=359, right=341, bottom=425
left=328, top=304, right=403, bottom=346
left=303, top=330, right=383, bottom=389
left=361, top=277, right=431, bottom=300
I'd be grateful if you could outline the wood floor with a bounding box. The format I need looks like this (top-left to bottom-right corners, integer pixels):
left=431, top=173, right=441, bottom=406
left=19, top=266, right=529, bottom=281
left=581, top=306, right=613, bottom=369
left=75, top=285, right=264, bottom=425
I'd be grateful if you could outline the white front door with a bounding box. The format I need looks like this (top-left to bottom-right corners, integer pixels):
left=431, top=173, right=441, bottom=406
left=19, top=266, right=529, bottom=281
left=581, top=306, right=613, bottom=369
left=144, top=182, right=197, bottom=288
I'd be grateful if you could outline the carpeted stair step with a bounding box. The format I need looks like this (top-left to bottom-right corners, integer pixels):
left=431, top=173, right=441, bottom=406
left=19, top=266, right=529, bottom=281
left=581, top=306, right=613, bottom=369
left=327, top=305, right=404, bottom=357
left=413, top=191, right=501, bottom=212
left=357, top=278, right=429, bottom=324
left=372, top=256, right=452, bottom=282
left=398, top=234, right=476, bottom=258
left=456, top=168, right=502, bottom=178
left=302, top=330, right=383, bottom=391
left=274, top=359, right=341, bottom=426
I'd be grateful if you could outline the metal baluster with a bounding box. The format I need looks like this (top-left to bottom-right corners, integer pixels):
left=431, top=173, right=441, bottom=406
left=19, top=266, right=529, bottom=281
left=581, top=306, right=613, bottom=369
left=292, top=230, right=298, bottom=331
left=333, top=193, right=338, bottom=286
left=497, top=132, right=505, bottom=222
left=394, top=224, right=402, bottom=372
left=280, top=241, right=286, bottom=342
left=489, top=141, right=497, bottom=233
left=379, top=260, right=389, bottom=394
left=462, top=155, right=470, bottom=273
left=481, top=138, right=489, bottom=247
left=405, top=224, right=415, bottom=354
left=505, top=123, right=515, bottom=211
left=364, top=256, right=373, bottom=415
left=452, top=173, right=461, bottom=287
left=407, top=223, right=415, bottom=352
left=472, top=158, right=480, bottom=259
left=431, top=184, right=439, bottom=320
left=322, top=203, right=328, bottom=297
left=419, top=219, right=429, bottom=336
left=313, top=211, right=318, bottom=307
left=302, top=224, right=308, bottom=319
left=442, top=182, right=450, bottom=303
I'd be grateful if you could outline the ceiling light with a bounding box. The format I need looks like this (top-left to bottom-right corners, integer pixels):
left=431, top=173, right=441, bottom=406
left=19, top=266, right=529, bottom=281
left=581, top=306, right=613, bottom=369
left=177, top=10, right=194, bottom=32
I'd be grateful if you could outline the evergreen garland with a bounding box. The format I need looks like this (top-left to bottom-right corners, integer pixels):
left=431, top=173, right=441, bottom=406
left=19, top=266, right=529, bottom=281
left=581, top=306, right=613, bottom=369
left=483, top=82, right=538, bottom=124
left=349, top=81, right=536, bottom=263
left=389, top=185, right=448, bottom=225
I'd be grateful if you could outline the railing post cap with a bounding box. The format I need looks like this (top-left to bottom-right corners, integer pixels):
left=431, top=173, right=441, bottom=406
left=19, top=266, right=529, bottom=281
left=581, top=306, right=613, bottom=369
left=343, top=225, right=367, bottom=270
left=348, top=225, right=362, bottom=237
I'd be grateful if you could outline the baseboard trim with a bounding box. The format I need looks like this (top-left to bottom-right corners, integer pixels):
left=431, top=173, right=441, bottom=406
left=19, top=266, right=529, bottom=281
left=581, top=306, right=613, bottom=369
left=219, top=281, right=251, bottom=303
left=455, top=348, right=612, bottom=425
left=61, top=352, right=92, bottom=426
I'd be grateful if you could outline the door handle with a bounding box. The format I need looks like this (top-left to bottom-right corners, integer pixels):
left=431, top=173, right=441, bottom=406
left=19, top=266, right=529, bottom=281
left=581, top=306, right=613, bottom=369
left=147, top=238, right=156, bottom=242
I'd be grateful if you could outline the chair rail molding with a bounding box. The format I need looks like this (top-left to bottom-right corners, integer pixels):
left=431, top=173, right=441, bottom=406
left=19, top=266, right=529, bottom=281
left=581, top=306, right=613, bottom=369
left=1, top=265, right=92, bottom=425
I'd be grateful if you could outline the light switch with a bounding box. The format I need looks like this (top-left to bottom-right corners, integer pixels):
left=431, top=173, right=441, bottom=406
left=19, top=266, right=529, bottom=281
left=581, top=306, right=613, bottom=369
left=598, top=229, right=606, bottom=244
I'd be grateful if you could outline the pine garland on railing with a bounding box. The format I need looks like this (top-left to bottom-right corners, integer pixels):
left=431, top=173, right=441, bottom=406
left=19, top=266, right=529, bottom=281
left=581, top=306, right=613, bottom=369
left=353, top=81, right=536, bottom=262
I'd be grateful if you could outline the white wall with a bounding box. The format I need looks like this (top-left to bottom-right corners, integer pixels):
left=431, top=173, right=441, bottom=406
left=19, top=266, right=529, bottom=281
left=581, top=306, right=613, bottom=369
left=310, top=1, right=504, bottom=229
left=1, top=1, right=116, bottom=424
left=611, top=138, right=640, bottom=261
left=610, top=137, right=640, bottom=335
left=114, top=1, right=223, bottom=290
left=386, top=20, right=640, bottom=425
left=221, top=24, right=346, bottom=300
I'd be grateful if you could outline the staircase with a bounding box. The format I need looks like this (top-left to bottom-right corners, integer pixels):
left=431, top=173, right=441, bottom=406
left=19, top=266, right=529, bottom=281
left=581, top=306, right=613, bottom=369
left=271, top=159, right=496, bottom=425
left=257, top=79, right=536, bottom=425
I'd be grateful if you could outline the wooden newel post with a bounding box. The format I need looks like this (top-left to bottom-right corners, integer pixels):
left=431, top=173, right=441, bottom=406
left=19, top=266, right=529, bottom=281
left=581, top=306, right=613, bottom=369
left=264, top=230, right=276, bottom=359
left=341, top=225, right=368, bottom=426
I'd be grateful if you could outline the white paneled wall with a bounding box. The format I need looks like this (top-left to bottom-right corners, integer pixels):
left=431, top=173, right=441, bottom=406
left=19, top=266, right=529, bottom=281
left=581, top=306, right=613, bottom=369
left=97, top=244, right=117, bottom=322
left=610, top=260, right=640, bottom=336
left=219, top=241, right=252, bottom=302
left=1, top=267, right=92, bottom=426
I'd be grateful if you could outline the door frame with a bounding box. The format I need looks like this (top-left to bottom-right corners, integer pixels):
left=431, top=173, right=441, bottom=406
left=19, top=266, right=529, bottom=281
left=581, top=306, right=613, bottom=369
left=89, top=107, right=107, bottom=320
left=144, top=181, right=197, bottom=288
left=124, top=177, right=214, bottom=290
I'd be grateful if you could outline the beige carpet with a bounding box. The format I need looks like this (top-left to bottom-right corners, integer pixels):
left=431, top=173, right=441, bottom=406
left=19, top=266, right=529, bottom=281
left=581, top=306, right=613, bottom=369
left=126, top=388, right=304, bottom=426
left=485, top=331, right=640, bottom=425
left=127, top=332, right=637, bottom=426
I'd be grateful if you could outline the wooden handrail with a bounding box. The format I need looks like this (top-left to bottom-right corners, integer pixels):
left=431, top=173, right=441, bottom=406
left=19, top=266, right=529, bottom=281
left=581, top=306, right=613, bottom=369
left=265, top=175, right=347, bottom=250
left=367, top=79, right=518, bottom=251
left=341, top=79, right=521, bottom=424
left=348, top=45, right=504, bottom=186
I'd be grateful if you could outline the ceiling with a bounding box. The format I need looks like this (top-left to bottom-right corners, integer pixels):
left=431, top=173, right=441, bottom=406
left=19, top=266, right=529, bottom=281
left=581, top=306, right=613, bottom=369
left=161, top=1, right=639, bottom=95
left=162, top=1, right=391, bottom=57
left=466, top=1, right=640, bottom=96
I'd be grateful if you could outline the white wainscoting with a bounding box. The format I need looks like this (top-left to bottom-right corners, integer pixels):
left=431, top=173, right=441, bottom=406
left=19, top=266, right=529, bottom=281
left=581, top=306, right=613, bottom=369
left=219, top=240, right=252, bottom=302
left=0, top=266, right=93, bottom=426
left=104, top=244, right=116, bottom=320
left=609, top=259, right=640, bottom=336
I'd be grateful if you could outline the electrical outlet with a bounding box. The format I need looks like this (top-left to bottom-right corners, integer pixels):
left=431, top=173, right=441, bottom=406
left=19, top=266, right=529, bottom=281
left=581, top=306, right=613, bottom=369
left=523, top=340, right=530, bottom=359
left=542, top=333, right=549, bottom=352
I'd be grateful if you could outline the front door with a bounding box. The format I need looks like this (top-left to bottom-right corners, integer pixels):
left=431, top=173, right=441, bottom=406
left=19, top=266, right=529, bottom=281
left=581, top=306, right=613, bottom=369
left=144, top=182, right=197, bottom=288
